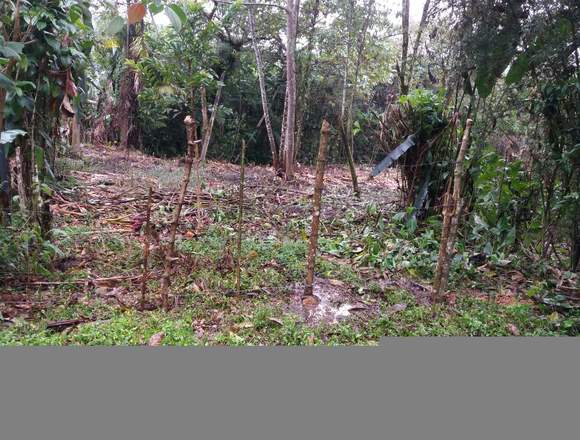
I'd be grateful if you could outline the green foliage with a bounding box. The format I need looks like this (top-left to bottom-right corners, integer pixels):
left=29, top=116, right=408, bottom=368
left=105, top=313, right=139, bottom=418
left=0, top=220, right=64, bottom=277
left=178, top=225, right=307, bottom=291
left=105, top=16, right=125, bottom=35
left=399, top=88, right=446, bottom=141
left=458, top=0, right=525, bottom=97
left=470, top=148, right=536, bottom=254
left=320, top=206, right=446, bottom=280
left=166, top=4, right=188, bottom=31
left=506, top=15, right=576, bottom=86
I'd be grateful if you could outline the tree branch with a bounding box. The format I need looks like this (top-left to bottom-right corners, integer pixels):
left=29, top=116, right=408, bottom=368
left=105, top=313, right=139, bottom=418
left=212, top=0, right=289, bottom=13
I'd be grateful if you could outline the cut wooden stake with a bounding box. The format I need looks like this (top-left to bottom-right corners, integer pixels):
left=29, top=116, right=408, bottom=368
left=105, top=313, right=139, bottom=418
left=140, top=187, right=153, bottom=309
left=304, top=120, right=331, bottom=299
left=236, top=140, right=246, bottom=294
left=433, top=118, right=473, bottom=303
left=160, top=115, right=197, bottom=310
left=194, top=131, right=203, bottom=222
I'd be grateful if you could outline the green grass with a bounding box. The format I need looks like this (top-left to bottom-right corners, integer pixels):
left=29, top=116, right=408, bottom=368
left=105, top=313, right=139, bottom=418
left=3, top=209, right=576, bottom=345
left=2, top=287, right=573, bottom=346
left=3, top=160, right=578, bottom=346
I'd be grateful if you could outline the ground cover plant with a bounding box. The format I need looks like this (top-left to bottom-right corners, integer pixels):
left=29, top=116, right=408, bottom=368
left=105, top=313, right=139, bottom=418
left=1, top=0, right=578, bottom=345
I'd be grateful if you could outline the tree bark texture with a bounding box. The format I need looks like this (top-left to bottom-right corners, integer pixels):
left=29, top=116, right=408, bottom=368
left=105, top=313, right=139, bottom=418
left=248, top=6, right=279, bottom=169
left=236, top=140, right=246, bottom=293
left=304, top=120, right=331, bottom=298
left=432, top=119, right=473, bottom=302
left=159, top=114, right=198, bottom=309
left=399, top=0, right=410, bottom=94
left=295, top=0, right=320, bottom=161
left=200, top=72, right=225, bottom=162
left=0, top=88, right=10, bottom=221
left=284, top=0, right=300, bottom=179
left=141, top=187, right=153, bottom=309
left=118, top=4, right=142, bottom=151
left=407, top=0, right=432, bottom=89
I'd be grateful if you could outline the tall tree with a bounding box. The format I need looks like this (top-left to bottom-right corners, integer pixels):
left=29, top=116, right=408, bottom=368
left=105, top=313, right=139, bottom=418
left=295, top=0, right=321, bottom=163
left=118, top=1, right=144, bottom=151
left=339, top=0, right=375, bottom=198
left=406, top=0, right=432, bottom=89
left=399, top=0, right=410, bottom=94
left=247, top=5, right=279, bottom=169
left=283, top=0, right=300, bottom=179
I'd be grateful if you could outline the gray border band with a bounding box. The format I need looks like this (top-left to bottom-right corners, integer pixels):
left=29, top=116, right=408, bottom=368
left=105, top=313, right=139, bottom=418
left=1, top=339, right=578, bottom=440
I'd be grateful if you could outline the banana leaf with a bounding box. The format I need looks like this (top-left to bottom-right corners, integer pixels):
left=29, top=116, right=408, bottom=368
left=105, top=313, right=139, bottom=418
left=370, top=134, right=416, bottom=178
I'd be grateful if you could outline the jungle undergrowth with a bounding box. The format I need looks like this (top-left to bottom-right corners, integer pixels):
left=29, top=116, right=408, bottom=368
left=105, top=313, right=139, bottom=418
left=1, top=149, right=578, bottom=345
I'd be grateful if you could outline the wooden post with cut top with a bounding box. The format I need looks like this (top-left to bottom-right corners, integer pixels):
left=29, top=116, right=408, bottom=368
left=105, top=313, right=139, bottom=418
left=304, top=120, right=331, bottom=299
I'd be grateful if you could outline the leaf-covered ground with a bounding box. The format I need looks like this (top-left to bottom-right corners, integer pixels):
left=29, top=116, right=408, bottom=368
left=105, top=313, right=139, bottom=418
left=1, top=146, right=577, bottom=345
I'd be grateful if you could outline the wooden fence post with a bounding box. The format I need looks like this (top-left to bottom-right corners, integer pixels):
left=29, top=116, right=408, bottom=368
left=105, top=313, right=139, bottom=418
left=304, top=120, right=331, bottom=299
left=236, top=140, right=246, bottom=294
left=160, top=115, right=198, bottom=310
left=140, top=187, right=153, bottom=309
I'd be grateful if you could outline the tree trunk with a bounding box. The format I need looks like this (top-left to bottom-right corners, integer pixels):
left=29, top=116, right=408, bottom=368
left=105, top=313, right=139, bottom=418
left=284, top=0, right=300, bottom=179
left=571, top=184, right=580, bottom=272
left=200, top=72, right=225, bottom=162
left=407, top=0, right=432, bottom=89
left=70, top=113, right=81, bottom=155
left=279, top=86, right=289, bottom=171
left=0, top=88, right=10, bottom=222
left=200, top=86, right=209, bottom=142
left=304, top=120, right=331, bottom=298
left=295, top=0, right=320, bottom=162
left=399, top=0, right=410, bottom=95
left=15, top=144, right=30, bottom=215
left=433, top=119, right=473, bottom=302
left=338, top=121, right=360, bottom=198
left=118, top=3, right=142, bottom=151
left=0, top=61, right=16, bottom=220
left=248, top=6, right=279, bottom=170
left=340, top=0, right=374, bottom=198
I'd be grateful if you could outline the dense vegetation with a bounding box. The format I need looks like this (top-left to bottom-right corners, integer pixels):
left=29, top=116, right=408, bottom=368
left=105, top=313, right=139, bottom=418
left=1, top=0, right=578, bottom=344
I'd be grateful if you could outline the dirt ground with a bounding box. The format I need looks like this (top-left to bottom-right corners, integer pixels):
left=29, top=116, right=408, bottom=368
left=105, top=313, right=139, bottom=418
left=2, top=145, right=400, bottom=325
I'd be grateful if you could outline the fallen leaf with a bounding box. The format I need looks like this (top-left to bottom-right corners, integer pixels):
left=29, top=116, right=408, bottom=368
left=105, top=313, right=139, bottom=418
left=329, top=279, right=346, bottom=287
left=507, top=324, right=520, bottom=336
left=509, top=271, right=525, bottom=283
left=387, top=303, right=407, bottom=314
left=128, top=3, right=146, bottom=25
left=445, top=293, right=457, bottom=306
left=548, top=312, right=560, bottom=322
left=148, top=332, right=165, bottom=346
left=348, top=304, right=367, bottom=312
left=246, top=250, right=259, bottom=260
left=232, top=322, right=254, bottom=331
left=95, top=287, right=111, bottom=297
left=302, top=295, right=320, bottom=308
